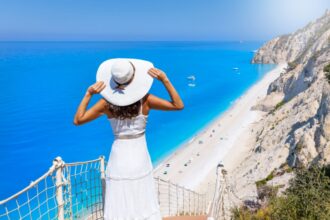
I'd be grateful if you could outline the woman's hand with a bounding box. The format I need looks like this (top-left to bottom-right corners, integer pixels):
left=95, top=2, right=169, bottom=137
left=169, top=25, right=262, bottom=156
left=148, top=68, right=168, bottom=82
left=146, top=67, right=184, bottom=111
left=87, top=81, right=106, bottom=95
left=74, top=81, right=107, bottom=126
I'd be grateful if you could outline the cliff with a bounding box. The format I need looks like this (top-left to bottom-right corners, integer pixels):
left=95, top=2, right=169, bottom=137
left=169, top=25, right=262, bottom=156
left=231, top=10, right=330, bottom=201
left=252, top=10, right=330, bottom=64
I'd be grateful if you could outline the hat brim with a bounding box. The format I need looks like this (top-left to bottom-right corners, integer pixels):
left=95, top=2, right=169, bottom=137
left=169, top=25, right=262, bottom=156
left=96, top=58, right=154, bottom=106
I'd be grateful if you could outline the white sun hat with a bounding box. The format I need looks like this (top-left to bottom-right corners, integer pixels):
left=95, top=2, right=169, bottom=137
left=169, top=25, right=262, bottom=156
left=96, top=58, right=154, bottom=106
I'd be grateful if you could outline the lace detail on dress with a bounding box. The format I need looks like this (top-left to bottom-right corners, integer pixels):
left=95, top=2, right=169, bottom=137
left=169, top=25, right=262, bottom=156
left=108, top=99, right=147, bottom=139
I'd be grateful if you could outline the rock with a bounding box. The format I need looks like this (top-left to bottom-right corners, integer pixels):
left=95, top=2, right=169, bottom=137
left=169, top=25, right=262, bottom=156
left=229, top=10, right=330, bottom=206
left=254, top=145, right=264, bottom=153
left=252, top=10, right=330, bottom=64
left=251, top=92, right=284, bottom=112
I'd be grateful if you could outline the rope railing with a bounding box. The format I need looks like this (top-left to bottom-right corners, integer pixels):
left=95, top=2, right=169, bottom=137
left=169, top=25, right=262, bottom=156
left=207, top=166, right=258, bottom=220
left=0, top=156, right=105, bottom=220
left=155, top=177, right=209, bottom=217
left=0, top=156, right=210, bottom=220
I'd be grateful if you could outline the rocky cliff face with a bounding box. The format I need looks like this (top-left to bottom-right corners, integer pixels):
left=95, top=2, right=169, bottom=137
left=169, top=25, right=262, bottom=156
left=232, top=10, right=330, bottom=200
left=252, top=10, right=330, bottom=64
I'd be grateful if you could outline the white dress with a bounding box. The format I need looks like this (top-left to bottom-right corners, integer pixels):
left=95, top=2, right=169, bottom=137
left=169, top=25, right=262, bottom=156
left=103, top=102, right=162, bottom=220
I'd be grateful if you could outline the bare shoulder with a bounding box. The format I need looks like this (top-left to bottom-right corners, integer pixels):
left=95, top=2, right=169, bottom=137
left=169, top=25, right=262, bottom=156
left=145, top=93, right=159, bottom=102
left=142, top=94, right=151, bottom=115
left=145, top=93, right=184, bottom=111
left=93, top=98, right=109, bottom=114
left=99, top=98, right=112, bottom=117
left=144, top=93, right=164, bottom=109
left=143, top=93, right=165, bottom=114
left=144, top=93, right=161, bottom=106
left=96, top=98, right=108, bottom=108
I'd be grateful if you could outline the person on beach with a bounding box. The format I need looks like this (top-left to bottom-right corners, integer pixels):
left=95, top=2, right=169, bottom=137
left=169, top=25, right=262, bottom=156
left=73, top=58, right=184, bottom=219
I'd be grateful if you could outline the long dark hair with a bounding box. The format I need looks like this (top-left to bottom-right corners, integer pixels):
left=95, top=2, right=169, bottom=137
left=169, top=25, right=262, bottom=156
left=106, top=99, right=142, bottom=119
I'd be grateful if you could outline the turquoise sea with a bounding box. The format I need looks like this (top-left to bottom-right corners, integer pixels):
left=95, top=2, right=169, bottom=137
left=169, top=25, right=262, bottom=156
left=0, top=41, right=275, bottom=199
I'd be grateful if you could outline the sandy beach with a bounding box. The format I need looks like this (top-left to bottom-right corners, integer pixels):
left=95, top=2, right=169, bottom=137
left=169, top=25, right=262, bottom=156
left=153, top=63, right=287, bottom=192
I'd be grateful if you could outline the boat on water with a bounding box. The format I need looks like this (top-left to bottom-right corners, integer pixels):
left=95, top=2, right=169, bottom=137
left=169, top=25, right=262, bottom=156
left=188, top=83, right=196, bottom=87
left=233, top=67, right=239, bottom=71
left=187, top=75, right=196, bottom=81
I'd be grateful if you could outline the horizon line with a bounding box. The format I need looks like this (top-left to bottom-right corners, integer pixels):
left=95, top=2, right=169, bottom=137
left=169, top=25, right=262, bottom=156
left=0, top=39, right=269, bottom=43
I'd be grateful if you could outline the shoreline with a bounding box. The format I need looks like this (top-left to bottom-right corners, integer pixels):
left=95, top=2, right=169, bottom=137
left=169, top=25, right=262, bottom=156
left=153, top=63, right=287, bottom=191
left=152, top=68, right=270, bottom=170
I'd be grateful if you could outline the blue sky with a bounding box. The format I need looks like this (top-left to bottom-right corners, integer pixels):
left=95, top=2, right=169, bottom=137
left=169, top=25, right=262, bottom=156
left=0, top=0, right=329, bottom=41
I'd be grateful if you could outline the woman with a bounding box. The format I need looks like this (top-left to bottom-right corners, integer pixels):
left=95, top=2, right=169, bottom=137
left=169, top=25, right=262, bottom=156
left=73, top=58, right=184, bottom=219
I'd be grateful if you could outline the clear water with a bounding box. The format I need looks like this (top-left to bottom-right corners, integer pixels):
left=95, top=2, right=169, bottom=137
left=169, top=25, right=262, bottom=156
left=0, top=41, right=276, bottom=198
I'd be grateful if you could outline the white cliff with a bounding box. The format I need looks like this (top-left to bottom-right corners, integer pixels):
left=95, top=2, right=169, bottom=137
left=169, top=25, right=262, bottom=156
left=231, top=10, right=330, bottom=203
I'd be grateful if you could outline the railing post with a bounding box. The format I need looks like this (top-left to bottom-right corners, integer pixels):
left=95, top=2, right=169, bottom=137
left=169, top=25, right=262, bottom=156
left=194, top=192, right=196, bottom=215
left=197, top=193, right=200, bottom=215
left=100, top=155, right=106, bottom=213
left=204, top=194, right=205, bottom=215
left=168, top=180, right=171, bottom=216
left=188, top=190, right=191, bottom=215
left=176, top=184, right=179, bottom=215
left=182, top=188, right=185, bottom=214
left=54, top=157, right=65, bottom=220
left=157, top=177, right=161, bottom=206
left=100, top=156, right=105, bottom=180
left=203, top=194, right=205, bottom=215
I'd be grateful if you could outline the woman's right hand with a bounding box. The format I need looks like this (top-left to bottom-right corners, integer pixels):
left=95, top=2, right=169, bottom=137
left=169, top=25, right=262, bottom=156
left=146, top=67, right=184, bottom=111
left=148, top=68, right=168, bottom=82
left=86, top=81, right=106, bottom=95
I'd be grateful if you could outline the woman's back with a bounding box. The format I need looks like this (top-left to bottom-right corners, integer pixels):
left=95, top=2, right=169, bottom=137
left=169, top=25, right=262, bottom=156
left=108, top=113, right=147, bottom=138
left=108, top=99, right=147, bottom=138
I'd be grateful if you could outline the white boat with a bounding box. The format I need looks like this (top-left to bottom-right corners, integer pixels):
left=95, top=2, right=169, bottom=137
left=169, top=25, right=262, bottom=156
left=233, top=67, right=239, bottom=71
left=188, top=83, right=196, bottom=87
left=187, top=75, right=196, bottom=81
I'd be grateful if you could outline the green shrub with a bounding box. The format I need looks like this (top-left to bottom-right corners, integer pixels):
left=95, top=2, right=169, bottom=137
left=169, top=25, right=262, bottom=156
left=271, top=165, right=330, bottom=219
left=288, top=61, right=298, bottom=71
left=274, top=101, right=285, bottom=111
left=255, top=179, right=268, bottom=188
left=279, top=162, right=293, bottom=173
left=269, top=100, right=286, bottom=115
left=232, top=165, right=330, bottom=220
left=324, top=63, right=330, bottom=84
left=255, top=171, right=275, bottom=187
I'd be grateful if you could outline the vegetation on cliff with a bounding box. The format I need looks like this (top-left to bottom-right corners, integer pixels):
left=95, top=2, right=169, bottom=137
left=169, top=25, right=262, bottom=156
left=232, top=165, right=330, bottom=220
left=324, top=62, right=330, bottom=84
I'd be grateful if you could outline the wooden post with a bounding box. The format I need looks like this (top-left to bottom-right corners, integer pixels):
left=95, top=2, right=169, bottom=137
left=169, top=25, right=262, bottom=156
left=54, top=157, right=64, bottom=220
left=157, top=176, right=160, bottom=205
left=183, top=188, right=185, bottom=214
left=168, top=180, right=171, bottom=216
left=176, top=184, right=179, bottom=215
left=203, top=194, right=206, bottom=215
left=188, top=190, right=191, bottom=215
left=194, top=192, right=197, bottom=215
left=100, top=156, right=106, bottom=213
left=197, top=193, right=200, bottom=215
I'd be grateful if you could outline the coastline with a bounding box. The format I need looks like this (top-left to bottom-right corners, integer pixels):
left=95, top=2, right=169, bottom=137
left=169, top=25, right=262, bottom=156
left=153, top=63, right=287, bottom=191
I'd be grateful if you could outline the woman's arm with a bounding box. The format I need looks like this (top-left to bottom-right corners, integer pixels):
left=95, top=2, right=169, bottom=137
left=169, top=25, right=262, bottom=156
left=147, top=68, right=184, bottom=110
left=73, top=81, right=107, bottom=125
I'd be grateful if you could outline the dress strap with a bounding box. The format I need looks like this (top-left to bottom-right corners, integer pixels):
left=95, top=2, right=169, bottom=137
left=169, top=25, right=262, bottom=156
left=139, top=99, right=143, bottom=115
